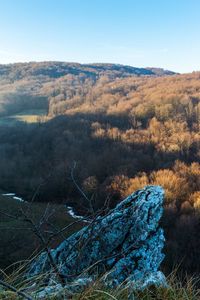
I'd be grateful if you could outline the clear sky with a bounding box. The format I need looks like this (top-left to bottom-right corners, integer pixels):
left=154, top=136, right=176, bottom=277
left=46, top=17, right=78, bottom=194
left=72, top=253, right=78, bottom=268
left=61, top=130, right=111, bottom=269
left=0, top=0, right=200, bottom=73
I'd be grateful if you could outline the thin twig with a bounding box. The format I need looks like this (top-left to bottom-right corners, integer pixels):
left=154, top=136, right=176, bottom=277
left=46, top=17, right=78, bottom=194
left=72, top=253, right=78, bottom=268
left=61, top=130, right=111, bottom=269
left=20, top=208, right=66, bottom=287
left=70, top=161, right=94, bottom=213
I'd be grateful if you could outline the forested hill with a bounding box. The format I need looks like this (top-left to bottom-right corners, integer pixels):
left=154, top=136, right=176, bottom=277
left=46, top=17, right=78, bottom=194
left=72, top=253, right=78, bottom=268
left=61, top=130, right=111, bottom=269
left=0, top=62, right=199, bottom=273
left=0, top=61, right=175, bottom=79
left=0, top=62, right=175, bottom=116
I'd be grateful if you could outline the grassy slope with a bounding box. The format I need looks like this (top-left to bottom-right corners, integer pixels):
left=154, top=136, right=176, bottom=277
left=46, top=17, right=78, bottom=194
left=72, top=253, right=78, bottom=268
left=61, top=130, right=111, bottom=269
left=0, top=191, right=83, bottom=269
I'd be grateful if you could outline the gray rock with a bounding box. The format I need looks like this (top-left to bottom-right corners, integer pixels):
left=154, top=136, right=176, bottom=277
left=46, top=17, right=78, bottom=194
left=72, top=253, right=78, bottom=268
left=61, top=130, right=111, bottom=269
left=28, top=185, right=166, bottom=293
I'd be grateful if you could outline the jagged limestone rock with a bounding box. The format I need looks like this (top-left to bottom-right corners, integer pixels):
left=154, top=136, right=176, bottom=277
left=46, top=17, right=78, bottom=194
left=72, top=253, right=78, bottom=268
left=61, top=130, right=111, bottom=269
left=28, top=185, right=166, bottom=293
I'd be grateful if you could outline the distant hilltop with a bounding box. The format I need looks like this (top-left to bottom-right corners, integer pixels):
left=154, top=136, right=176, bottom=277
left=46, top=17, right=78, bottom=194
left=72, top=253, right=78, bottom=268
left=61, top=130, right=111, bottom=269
left=0, top=61, right=176, bottom=80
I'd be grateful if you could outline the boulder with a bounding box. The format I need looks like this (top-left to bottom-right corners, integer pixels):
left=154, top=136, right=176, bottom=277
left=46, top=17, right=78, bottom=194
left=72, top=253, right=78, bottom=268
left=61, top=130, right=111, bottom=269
left=28, top=185, right=166, bottom=294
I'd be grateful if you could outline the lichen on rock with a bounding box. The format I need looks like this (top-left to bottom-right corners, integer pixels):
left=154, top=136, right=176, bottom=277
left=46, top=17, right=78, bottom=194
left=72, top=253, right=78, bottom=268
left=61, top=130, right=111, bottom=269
left=28, top=185, right=166, bottom=294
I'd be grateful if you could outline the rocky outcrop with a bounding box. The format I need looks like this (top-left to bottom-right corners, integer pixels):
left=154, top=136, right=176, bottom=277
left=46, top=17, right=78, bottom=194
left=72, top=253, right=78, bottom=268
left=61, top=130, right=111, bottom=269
left=28, top=186, right=166, bottom=295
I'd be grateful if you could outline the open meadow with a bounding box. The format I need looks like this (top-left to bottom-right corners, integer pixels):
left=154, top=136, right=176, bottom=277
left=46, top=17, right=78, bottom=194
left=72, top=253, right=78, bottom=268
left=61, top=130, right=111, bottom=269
left=0, top=109, right=48, bottom=126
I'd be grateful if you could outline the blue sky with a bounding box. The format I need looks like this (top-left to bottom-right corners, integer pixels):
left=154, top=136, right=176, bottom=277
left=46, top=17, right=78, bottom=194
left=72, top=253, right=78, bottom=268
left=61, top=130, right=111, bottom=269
left=0, top=0, right=200, bottom=73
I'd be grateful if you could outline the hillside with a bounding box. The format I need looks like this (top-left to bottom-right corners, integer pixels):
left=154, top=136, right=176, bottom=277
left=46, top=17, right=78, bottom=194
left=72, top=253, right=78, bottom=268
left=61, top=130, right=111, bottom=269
left=0, top=61, right=175, bottom=80
left=0, top=62, right=175, bottom=117
left=0, top=63, right=199, bottom=276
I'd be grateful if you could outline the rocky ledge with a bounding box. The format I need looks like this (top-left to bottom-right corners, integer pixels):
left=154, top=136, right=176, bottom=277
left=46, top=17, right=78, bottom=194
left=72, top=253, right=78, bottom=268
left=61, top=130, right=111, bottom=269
left=28, top=185, right=166, bottom=297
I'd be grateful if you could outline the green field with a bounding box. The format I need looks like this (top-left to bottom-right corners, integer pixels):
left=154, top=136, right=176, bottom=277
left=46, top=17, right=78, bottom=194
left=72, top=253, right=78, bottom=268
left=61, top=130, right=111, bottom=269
left=0, top=109, right=48, bottom=126
left=0, top=191, right=83, bottom=269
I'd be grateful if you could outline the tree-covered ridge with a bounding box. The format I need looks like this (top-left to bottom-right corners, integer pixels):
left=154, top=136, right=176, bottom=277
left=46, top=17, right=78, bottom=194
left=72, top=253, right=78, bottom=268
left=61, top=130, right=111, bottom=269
left=48, top=72, right=200, bottom=121
left=0, top=62, right=175, bottom=116
left=0, top=61, right=175, bottom=80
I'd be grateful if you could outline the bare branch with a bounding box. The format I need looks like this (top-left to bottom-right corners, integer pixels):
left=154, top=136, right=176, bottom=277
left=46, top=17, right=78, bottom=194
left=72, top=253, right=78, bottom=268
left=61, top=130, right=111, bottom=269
left=19, top=209, right=66, bottom=287
left=30, top=172, right=52, bottom=205
left=70, top=161, right=94, bottom=214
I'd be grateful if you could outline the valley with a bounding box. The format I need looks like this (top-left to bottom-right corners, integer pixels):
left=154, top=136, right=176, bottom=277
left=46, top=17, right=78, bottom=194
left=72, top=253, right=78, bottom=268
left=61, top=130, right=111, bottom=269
left=1, top=1, right=200, bottom=298
left=0, top=62, right=199, bottom=276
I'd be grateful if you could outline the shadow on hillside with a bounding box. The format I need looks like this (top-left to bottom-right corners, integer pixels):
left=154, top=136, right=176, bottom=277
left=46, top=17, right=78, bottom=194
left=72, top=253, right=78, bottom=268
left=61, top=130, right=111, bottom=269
left=0, top=112, right=186, bottom=203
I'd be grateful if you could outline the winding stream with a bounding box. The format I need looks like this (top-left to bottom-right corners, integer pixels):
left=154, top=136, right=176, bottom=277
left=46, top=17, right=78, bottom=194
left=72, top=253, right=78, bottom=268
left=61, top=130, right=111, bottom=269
left=2, top=192, right=24, bottom=202
left=1, top=192, right=85, bottom=221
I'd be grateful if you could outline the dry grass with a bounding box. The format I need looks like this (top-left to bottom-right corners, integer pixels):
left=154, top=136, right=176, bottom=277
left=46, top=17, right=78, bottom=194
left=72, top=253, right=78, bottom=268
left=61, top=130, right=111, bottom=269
left=72, top=274, right=200, bottom=300
left=0, top=264, right=200, bottom=300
